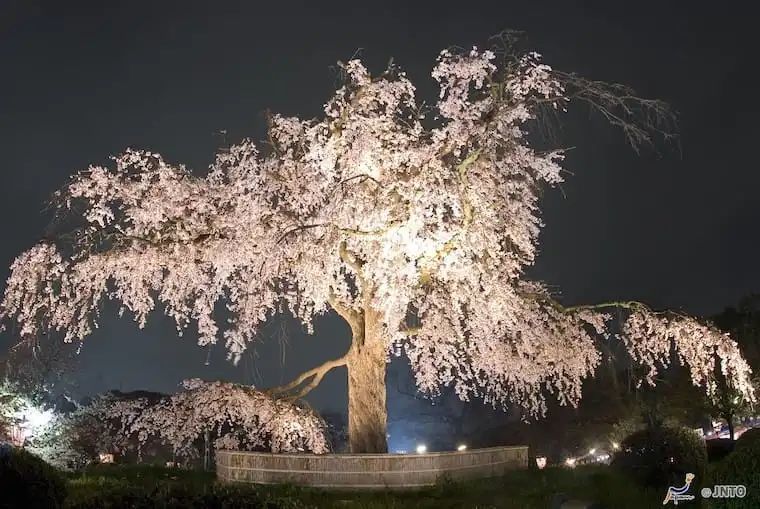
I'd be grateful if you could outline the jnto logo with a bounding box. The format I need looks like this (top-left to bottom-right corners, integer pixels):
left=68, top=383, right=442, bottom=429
left=662, top=473, right=695, bottom=505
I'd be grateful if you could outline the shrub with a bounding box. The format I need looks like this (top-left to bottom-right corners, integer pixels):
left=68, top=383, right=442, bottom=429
left=734, top=427, right=760, bottom=452
left=705, top=438, right=734, bottom=462
left=65, top=477, right=305, bottom=509
left=0, top=443, right=67, bottom=509
left=611, top=426, right=707, bottom=492
left=709, top=431, right=760, bottom=509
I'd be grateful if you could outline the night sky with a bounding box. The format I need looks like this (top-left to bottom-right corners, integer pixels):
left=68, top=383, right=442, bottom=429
left=1, top=1, right=758, bottom=417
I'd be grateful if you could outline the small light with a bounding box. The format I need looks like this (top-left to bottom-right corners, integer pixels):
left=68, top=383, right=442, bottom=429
left=588, top=448, right=596, bottom=455
left=99, top=453, right=114, bottom=464
left=612, top=442, right=620, bottom=450
left=416, top=444, right=427, bottom=454
left=457, top=444, right=467, bottom=451
left=535, top=456, right=547, bottom=469
left=565, top=457, right=576, bottom=468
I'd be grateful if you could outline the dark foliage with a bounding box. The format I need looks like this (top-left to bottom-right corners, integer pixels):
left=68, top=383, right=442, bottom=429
left=0, top=443, right=67, bottom=509
left=705, top=438, right=734, bottom=462
left=708, top=431, right=760, bottom=509
left=64, top=484, right=302, bottom=509
left=65, top=465, right=302, bottom=509
left=611, top=426, right=707, bottom=492
left=66, top=464, right=662, bottom=509
left=734, top=427, right=760, bottom=452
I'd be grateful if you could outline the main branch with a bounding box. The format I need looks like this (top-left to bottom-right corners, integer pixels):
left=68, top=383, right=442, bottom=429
left=267, top=352, right=350, bottom=401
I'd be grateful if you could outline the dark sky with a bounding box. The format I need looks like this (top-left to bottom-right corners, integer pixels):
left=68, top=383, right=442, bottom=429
left=1, top=1, right=758, bottom=416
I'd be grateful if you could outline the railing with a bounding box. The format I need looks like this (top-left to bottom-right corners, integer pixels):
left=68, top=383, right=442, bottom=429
left=216, top=445, right=528, bottom=489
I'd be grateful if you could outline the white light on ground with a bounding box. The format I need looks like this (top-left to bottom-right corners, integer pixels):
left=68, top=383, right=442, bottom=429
left=416, top=444, right=427, bottom=454
left=457, top=444, right=467, bottom=451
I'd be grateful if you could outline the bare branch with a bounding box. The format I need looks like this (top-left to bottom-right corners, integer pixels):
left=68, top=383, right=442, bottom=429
left=267, top=353, right=350, bottom=399
left=556, top=70, right=677, bottom=152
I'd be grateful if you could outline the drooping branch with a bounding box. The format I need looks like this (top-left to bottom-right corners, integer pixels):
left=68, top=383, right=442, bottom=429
left=532, top=294, right=688, bottom=320
left=510, top=288, right=755, bottom=402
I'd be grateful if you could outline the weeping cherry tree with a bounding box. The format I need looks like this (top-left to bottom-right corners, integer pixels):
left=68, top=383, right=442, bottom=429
left=1, top=37, right=754, bottom=452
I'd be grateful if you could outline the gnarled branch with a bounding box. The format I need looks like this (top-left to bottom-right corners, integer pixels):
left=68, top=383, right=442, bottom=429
left=267, top=352, right=350, bottom=400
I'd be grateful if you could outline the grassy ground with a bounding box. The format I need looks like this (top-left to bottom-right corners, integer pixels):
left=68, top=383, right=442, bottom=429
left=65, top=464, right=665, bottom=508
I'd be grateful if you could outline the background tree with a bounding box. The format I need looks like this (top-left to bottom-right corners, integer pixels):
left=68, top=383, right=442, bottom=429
left=706, top=295, right=760, bottom=440
left=0, top=35, right=754, bottom=452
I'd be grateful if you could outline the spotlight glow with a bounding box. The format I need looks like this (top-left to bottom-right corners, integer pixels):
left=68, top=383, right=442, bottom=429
left=13, top=405, right=55, bottom=440
left=416, top=444, right=427, bottom=454
left=457, top=444, right=467, bottom=451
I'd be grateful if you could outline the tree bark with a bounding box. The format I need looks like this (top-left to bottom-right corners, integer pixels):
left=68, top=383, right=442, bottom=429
left=346, top=307, right=388, bottom=453
left=726, top=413, right=735, bottom=441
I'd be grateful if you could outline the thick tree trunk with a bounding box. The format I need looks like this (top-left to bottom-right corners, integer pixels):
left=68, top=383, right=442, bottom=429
left=346, top=307, right=388, bottom=453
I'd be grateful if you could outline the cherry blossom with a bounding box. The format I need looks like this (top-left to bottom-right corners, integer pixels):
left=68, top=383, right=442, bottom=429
left=116, top=380, right=329, bottom=457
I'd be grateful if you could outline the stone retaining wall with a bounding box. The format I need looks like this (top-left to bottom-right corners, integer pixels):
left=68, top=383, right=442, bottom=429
left=216, top=445, right=528, bottom=489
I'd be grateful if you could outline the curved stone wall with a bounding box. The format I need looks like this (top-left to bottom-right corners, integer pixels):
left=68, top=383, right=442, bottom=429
left=216, top=445, right=528, bottom=489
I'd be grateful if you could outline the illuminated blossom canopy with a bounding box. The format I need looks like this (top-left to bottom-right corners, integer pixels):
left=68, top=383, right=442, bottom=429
left=0, top=38, right=754, bottom=451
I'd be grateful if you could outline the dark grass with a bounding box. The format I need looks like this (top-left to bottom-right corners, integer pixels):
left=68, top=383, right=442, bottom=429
left=65, top=464, right=666, bottom=508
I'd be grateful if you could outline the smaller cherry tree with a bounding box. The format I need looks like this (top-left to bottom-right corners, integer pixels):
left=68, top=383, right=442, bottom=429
left=124, top=380, right=329, bottom=462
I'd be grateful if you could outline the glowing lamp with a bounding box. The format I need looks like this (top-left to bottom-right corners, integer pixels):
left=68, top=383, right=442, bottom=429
left=457, top=444, right=467, bottom=451
left=416, top=444, right=427, bottom=454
